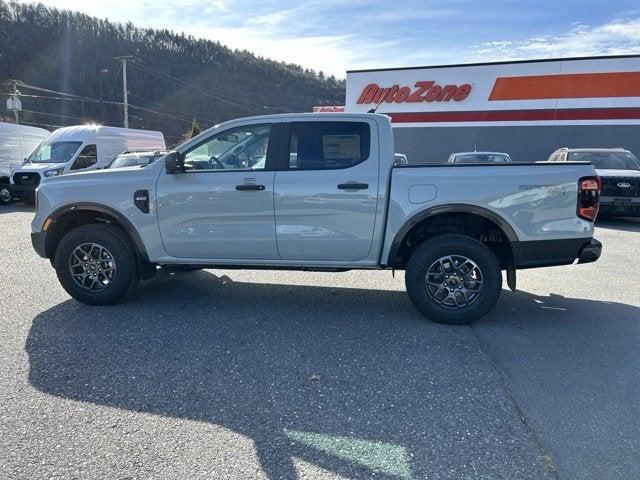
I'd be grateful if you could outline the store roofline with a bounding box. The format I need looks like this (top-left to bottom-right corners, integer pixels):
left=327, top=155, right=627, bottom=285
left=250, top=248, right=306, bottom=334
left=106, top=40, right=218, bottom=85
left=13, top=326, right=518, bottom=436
left=346, top=54, right=640, bottom=74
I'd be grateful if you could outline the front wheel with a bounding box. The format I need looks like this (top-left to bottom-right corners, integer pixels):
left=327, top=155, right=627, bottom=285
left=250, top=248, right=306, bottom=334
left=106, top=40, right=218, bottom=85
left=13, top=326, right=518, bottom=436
left=54, top=224, right=140, bottom=305
left=0, top=185, right=11, bottom=205
left=405, top=234, right=502, bottom=325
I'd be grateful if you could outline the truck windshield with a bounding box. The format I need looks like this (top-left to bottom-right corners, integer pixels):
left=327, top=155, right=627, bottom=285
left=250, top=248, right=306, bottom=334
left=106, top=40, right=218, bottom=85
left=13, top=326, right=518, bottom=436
left=454, top=154, right=511, bottom=163
left=27, top=141, right=82, bottom=164
left=109, top=152, right=164, bottom=169
left=567, top=151, right=640, bottom=170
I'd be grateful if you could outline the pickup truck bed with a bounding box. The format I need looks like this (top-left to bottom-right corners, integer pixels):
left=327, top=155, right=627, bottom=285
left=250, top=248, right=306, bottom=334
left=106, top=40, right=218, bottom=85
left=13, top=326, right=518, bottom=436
left=385, top=162, right=600, bottom=269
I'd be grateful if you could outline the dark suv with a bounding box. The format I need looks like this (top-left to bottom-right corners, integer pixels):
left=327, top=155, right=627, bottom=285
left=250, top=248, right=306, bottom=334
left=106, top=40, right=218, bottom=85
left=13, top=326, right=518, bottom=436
left=547, top=148, right=640, bottom=217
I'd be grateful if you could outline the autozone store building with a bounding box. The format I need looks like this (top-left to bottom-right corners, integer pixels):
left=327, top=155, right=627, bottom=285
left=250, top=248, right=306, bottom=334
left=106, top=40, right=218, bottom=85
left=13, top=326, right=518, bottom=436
left=345, top=55, right=640, bottom=163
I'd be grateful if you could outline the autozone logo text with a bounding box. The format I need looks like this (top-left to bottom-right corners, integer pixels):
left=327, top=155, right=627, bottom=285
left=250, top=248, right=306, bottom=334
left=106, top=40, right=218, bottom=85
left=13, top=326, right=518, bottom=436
left=357, top=81, right=472, bottom=104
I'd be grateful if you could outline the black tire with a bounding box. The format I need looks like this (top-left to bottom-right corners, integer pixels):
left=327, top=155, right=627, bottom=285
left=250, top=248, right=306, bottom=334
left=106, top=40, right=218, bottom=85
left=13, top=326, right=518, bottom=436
left=0, top=185, right=11, bottom=205
left=54, top=223, right=140, bottom=305
left=405, top=234, right=502, bottom=325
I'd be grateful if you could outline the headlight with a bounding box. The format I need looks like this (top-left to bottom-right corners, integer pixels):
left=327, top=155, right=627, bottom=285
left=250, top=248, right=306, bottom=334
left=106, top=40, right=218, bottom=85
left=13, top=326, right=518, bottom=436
left=43, top=168, right=64, bottom=177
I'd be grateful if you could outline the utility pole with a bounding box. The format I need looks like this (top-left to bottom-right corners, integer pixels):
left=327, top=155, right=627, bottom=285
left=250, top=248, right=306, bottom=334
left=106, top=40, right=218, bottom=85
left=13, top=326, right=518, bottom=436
left=9, top=81, right=21, bottom=124
left=115, top=56, right=133, bottom=128
left=99, top=68, right=109, bottom=124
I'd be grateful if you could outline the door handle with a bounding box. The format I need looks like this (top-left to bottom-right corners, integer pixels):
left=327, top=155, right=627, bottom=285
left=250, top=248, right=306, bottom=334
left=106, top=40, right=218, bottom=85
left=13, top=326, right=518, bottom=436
left=337, top=182, right=368, bottom=190
left=235, top=184, right=265, bottom=191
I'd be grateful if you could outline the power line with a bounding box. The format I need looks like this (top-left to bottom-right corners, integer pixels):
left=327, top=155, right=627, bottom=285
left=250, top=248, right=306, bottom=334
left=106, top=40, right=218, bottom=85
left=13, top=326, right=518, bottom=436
left=20, top=108, right=90, bottom=121
left=129, top=60, right=276, bottom=114
left=127, top=92, right=228, bottom=123
left=0, top=89, right=121, bottom=106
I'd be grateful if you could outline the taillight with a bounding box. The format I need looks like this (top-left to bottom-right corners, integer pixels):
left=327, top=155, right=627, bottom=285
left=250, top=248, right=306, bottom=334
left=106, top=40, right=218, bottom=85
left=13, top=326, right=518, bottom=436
left=577, top=176, right=600, bottom=222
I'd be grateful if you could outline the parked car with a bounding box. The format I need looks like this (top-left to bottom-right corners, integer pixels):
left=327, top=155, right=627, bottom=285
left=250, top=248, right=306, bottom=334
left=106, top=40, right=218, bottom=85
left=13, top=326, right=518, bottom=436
left=547, top=147, right=640, bottom=217
left=0, top=122, right=49, bottom=205
left=394, top=153, right=408, bottom=165
left=448, top=152, right=512, bottom=164
left=107, top=150, right=168, bottom=169
left=10, top=125, right=165, bottom=204
left=31, top=113, right=601, bottom=325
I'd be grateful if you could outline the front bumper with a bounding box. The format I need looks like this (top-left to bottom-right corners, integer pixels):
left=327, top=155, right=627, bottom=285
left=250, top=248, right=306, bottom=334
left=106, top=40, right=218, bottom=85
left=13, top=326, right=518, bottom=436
left=599, top=196, right=640, bottom=217
left=10, top=184, right=37, bottom=198
left=31, top=231, right=47, bottom=258
left=577, top=239, right=602, bottom=264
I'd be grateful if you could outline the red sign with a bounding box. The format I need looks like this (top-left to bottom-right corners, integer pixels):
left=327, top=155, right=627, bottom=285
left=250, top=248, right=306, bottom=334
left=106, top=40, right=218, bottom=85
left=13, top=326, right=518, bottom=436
left=357, top=81, right=472, bottom=104
left=313, top=106, right=346, bottom=112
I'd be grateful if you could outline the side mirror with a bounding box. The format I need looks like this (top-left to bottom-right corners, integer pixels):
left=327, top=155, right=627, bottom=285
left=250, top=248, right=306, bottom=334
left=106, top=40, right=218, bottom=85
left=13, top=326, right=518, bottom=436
left=164, top=151, right=184, bottom=174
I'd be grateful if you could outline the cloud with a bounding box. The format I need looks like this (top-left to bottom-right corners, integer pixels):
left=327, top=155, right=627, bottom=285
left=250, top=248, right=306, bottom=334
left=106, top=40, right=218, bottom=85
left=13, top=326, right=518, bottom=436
left=12, top=1, right=640, bottom=78
left=470, top=17, right=640, bottom=61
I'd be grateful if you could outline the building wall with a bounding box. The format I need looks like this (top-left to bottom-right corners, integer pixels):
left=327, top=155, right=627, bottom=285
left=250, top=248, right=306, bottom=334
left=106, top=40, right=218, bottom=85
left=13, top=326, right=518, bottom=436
left=392, top=125, right=640, bottom=163
left=345, top=55, right=640, bottom=163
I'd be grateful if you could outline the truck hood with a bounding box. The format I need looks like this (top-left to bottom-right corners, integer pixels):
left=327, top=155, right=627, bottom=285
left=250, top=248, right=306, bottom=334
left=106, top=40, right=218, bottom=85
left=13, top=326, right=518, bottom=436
left=40, top=164, right=154, bottom=187
left=595, top=169, right=640, bottom=178
left=14, top=162, right=66, bottom=173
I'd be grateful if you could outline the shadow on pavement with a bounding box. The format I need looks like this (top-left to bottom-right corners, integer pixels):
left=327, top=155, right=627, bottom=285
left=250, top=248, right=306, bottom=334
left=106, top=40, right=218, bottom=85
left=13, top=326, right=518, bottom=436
left=26, top=271, right=636, bottom=479
left=595, top=217, right=640, bottom=232
left=0, top=202, right=34, bottom=215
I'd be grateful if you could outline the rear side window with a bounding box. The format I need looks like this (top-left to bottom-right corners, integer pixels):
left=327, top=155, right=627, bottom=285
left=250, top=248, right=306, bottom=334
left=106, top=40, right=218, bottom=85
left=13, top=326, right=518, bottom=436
left=288, top=121, right=370, bottom=170
left=70, top=144, right=97, bottom=170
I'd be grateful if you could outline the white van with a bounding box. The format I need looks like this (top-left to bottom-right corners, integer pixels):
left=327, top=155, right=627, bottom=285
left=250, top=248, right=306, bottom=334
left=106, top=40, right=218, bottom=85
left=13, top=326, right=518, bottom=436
left=11, top=125, right=165, bottom=203
left=0, top=122, right=50, bottom=204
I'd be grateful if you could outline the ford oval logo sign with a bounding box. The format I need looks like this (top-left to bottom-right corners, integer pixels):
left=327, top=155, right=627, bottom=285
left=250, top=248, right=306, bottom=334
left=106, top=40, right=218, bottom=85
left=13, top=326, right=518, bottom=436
left=617, top=182, right=631, bottom=188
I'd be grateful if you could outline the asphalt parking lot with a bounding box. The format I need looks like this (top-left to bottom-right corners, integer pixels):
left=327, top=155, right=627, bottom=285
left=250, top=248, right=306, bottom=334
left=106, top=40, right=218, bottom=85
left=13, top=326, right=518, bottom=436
left=1, top=204, right=639, bottom=480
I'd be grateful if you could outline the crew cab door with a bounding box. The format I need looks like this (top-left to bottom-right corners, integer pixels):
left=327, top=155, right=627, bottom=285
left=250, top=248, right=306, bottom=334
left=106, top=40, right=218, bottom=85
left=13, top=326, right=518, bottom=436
left=156, top=122, right=279, bottom=260
left=274, top=119, right=379, bottom=261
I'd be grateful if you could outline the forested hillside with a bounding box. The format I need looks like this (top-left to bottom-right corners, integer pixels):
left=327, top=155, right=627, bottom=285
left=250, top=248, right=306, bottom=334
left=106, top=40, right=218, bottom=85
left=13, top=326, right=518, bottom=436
left=0, top=1, right=345, bottom=145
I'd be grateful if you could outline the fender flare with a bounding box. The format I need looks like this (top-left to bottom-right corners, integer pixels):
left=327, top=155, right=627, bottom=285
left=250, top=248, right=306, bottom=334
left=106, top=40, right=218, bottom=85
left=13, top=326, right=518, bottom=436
left=385, top=203, right=520, bottom=267
left=47, top=202, right=149, bottom=261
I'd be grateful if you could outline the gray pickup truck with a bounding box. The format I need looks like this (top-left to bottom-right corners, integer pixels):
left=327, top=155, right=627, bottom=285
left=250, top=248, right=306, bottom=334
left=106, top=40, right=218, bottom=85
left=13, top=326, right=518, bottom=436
left=31, top=113, right=602, bottom=324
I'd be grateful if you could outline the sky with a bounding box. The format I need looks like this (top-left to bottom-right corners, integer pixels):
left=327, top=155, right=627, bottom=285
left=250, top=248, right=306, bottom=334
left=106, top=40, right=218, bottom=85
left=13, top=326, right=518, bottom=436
left=18, top=0, right=640, bottom=78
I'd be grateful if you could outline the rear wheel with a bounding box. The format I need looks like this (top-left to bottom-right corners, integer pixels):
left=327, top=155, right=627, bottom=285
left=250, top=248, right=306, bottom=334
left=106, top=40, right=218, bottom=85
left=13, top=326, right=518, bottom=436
left=54, top=224, right=140, bottom=305
left=405, top=234, right=502, bottom=325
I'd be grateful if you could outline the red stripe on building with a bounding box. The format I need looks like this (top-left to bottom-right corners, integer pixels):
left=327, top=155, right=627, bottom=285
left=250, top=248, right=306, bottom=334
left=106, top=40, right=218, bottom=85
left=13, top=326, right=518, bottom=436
left=389, top=108, right=640, bottom=123
left=489, top=72, right=640, bottom=100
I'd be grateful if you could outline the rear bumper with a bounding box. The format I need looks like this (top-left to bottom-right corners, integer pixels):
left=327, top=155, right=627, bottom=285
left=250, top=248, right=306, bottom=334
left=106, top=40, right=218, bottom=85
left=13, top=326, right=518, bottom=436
left=515, top=237, right=601, bottom=269
left=577, top=239, right=602, bottom=264
left=31, top=231, right=47, bottom=258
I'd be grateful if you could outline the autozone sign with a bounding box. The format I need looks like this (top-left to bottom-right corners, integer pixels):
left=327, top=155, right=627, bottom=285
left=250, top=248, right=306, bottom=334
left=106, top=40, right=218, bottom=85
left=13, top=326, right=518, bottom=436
left=356, top=81, right=472, bottom=104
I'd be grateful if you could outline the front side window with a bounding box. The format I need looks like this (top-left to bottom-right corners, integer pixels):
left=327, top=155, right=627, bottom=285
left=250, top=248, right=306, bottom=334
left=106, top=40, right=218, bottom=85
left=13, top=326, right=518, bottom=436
left=28, top=141, right=82, bottom=164
left=288, top=122, right=370, bottom=170
left=183, top=124, right=272, bottom=172
left=70, top=144, right=97, bottom=170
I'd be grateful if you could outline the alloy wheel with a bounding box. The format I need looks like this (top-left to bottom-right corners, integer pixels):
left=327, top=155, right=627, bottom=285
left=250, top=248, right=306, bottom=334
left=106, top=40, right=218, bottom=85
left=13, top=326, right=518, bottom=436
left=425, top=255, right=483, bottom=309
left=68, top=242, right=117, bottom=291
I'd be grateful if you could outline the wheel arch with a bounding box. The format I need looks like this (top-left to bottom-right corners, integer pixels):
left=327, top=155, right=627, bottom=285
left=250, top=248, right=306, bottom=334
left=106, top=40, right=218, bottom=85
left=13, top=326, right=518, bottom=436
left=45, top=203, right=149, bottom=264
left=386, top=204, right=520, bottom=268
